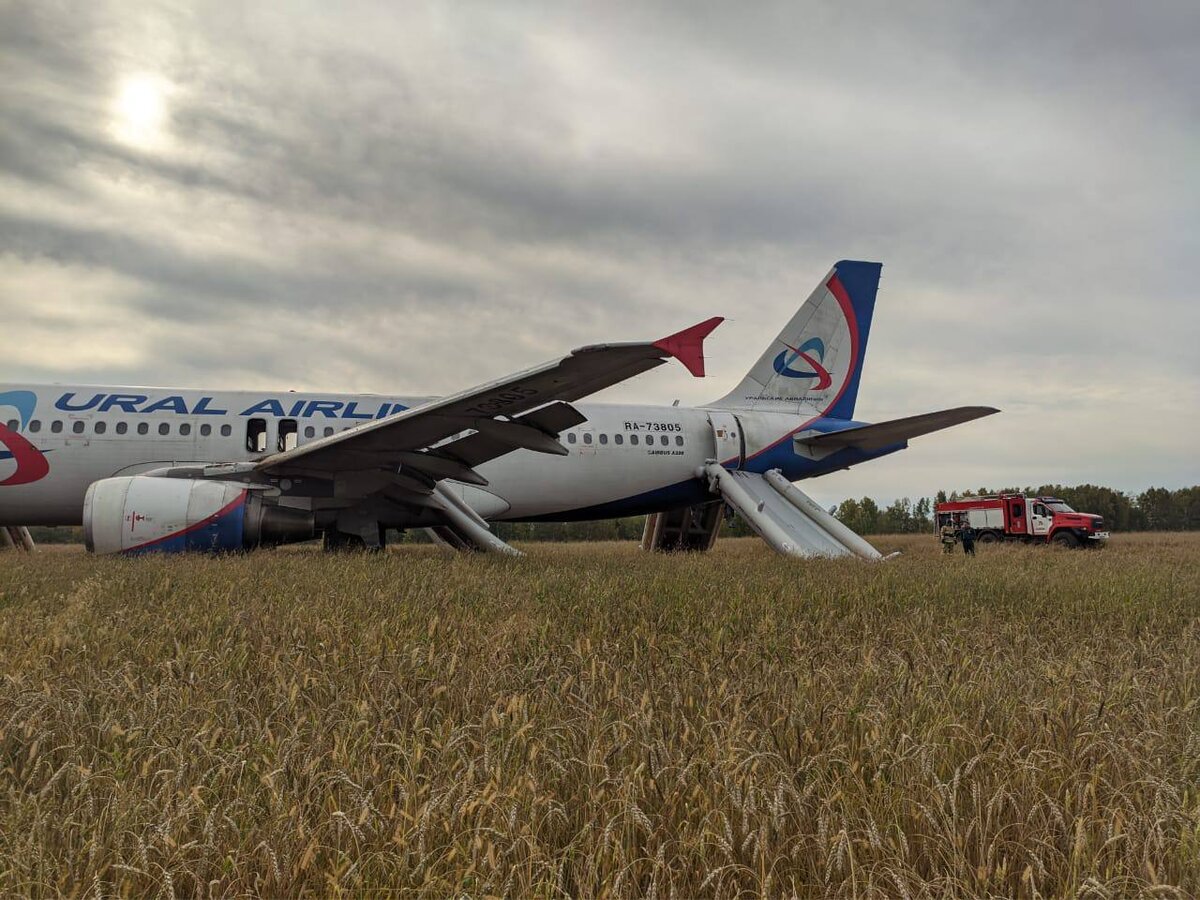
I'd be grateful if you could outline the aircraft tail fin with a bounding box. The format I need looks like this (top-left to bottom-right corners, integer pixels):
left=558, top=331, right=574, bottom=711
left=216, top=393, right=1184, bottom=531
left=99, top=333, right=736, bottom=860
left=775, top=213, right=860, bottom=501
left=705, top=260, right=881, bottom=418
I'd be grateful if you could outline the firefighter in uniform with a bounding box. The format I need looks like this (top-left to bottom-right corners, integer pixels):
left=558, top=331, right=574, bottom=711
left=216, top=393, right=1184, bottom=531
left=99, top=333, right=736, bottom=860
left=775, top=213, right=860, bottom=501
left=959, top=523, right=977, bottom=556
left=940, top=520, right=957, bottom=554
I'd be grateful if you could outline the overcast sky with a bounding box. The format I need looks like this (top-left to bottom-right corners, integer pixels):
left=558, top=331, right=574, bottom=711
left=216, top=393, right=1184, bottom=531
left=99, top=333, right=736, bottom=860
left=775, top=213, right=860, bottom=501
left=1, top=1, right=1196, bottom=505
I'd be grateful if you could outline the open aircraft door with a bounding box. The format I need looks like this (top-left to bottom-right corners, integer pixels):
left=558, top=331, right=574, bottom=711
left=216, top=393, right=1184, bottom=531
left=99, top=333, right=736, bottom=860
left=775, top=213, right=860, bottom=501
left=707, top=411, right=744, bottom=469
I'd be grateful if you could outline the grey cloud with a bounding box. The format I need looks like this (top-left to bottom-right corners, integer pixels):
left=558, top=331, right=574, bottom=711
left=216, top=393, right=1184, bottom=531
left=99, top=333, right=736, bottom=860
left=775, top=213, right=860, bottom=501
left=0, top=0, right=1196, bottom=497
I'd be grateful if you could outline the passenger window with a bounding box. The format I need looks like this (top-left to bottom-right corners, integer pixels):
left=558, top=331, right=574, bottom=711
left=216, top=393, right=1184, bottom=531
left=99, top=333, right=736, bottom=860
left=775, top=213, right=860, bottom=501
left=116, top=422, right=127, bottom=435
left=304, top=425, right=315, bottom=439
left=200, top=424, right=211, bottom=437
left=675, top=435, right=684, bottom=446
left=29, top=420, right=41, bottom=433
left=4, top=419, right=16, bottom=430
left=278, top=418, right=298, bottom=451
left=51, top=421, right=63, bottom=433
left=72, top=421, right=85, bottom=434
left=137, top=423, right=149, bottom=435
left=324, top=427, right=335, bottom=437
left=94, top=421, right=107, bottom=435
left=630, top=434, right=639, bottom=445
left=220, top=424, right=232, bottom=437
left=614, top=433, right=623, bottom=445
left=599, top=433, right=608, bottom=445
left=179, top=423, right=191, bottom=436
left=246, top=418, right=268, bottom=452
left=583, top=433, right=593, bottom=444
left=158, top=423, right=170, bottom=435
left=567, top=432, right=577, bottom=444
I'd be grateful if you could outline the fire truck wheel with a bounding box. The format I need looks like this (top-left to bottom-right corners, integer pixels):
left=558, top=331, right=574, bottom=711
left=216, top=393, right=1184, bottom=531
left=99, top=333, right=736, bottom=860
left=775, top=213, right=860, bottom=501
left=1051, top=531, right=1079, bottom=549
left=977, top=531, right=999, bottom=544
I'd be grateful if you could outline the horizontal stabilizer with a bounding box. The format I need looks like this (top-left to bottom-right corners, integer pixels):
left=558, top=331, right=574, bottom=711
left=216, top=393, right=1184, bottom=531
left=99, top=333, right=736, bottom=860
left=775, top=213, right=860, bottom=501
left=795, top=406, right=999, bottom=452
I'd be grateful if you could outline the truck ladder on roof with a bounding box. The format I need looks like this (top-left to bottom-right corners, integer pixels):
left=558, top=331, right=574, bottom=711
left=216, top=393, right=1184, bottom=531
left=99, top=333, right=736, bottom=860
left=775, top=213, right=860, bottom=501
left=699, top=463, right=886, bottom=560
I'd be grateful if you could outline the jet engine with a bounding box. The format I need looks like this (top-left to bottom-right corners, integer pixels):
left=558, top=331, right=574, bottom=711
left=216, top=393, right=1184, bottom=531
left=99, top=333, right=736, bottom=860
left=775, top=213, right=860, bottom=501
left=83, top=475, right=314, bottom=554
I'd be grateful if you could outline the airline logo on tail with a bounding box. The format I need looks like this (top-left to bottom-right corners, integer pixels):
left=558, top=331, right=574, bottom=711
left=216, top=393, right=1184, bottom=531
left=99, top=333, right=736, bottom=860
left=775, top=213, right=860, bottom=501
left=772, top=337, right=833, bottom=390
left=705, top=261, right=881, bottom=419
left=0, top=390, right=50, bottom=486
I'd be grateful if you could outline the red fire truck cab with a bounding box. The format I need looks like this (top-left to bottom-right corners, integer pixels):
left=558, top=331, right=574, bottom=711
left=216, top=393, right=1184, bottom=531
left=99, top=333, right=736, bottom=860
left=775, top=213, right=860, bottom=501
left=935, top=494, right=1109, bottom=548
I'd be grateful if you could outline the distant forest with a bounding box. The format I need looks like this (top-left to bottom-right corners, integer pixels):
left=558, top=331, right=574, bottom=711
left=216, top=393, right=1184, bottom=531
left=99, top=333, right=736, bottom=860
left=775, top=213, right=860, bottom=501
left=486, top=483, right=1200, bottom=541
left=22, top=484, right=1199, bottom=545
left=827, top=484, right=1200, bottom=536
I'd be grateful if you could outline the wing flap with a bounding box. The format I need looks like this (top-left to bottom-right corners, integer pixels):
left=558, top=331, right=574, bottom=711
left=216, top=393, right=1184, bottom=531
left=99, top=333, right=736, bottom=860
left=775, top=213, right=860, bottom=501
left=436, top=402, right=588, bottom=468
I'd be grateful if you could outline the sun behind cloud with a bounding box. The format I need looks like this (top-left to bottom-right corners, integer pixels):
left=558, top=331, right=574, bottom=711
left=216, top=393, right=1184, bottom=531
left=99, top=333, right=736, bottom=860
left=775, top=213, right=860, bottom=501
left=110, top=73, right=172, bottom=150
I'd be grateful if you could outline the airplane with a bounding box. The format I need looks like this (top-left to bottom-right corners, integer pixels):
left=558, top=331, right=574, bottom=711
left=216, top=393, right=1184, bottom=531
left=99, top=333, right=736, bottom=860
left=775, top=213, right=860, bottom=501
left=0, top=260, right=997, bottom=557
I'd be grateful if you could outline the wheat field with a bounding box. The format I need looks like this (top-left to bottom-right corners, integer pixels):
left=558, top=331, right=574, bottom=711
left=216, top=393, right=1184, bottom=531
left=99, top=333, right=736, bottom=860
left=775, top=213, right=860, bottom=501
left=1, top=533, right=1198, bottom=897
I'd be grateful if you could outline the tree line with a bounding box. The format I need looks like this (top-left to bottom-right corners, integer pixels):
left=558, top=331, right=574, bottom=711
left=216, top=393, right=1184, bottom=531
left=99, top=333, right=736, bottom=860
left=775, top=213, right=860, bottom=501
left=490, top=483, right=1200, bottom=541
left=498, top=483, right=1200, bottom=541
left=20, top=483, right=1198, bottom=546
left=829, top=484, right=1200, bottom=535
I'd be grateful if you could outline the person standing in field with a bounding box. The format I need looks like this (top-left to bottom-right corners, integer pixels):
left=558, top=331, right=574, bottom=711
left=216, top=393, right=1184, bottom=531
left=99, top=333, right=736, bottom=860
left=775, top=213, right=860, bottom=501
left=960, top=523, right=977, bottom=556
left=940, top=520, right=957, bottom=554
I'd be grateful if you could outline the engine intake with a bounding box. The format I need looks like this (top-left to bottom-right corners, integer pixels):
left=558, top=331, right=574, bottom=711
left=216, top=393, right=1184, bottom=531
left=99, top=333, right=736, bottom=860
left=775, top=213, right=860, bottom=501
left=83, top=475, right=314, bottom=554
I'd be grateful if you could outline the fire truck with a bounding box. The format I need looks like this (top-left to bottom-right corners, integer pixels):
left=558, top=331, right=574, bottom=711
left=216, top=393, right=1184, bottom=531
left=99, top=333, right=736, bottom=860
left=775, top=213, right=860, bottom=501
left=934, top=494, right=1109, bottom=548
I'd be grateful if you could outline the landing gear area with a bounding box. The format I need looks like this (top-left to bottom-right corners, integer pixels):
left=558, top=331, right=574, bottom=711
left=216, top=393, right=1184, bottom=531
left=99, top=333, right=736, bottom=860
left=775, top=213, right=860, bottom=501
left=420, top=483, right=521, bottom=555
left=320, top=479, right=524, bottom=556
left=0, top=526, right=35, bottom=552
left=321, top=528, right=374, bottom=552
left=641, top=501, right=724, bottom=552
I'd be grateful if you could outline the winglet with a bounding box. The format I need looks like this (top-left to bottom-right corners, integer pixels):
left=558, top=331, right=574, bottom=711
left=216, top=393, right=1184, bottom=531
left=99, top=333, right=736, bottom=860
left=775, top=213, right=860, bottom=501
left=653, top=317, right=724, bottom=377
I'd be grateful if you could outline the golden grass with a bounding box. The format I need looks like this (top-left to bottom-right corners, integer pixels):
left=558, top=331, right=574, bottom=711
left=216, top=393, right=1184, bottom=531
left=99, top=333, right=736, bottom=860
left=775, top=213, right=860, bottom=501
left=1, top=533, right=1198, bottom=897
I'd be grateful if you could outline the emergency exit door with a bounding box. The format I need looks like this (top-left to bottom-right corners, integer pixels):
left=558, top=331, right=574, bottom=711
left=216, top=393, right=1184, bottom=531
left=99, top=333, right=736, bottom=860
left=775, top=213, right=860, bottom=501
left=707, top=411, right=744, bottom=469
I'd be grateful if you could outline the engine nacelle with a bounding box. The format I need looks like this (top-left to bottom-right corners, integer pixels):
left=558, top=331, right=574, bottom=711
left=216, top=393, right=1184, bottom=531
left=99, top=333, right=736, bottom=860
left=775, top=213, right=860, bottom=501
left=83, top=476, right=314, bottom=554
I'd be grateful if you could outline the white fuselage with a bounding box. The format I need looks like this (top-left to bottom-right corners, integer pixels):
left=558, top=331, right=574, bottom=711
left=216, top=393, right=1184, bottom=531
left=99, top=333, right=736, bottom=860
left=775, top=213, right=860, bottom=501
left=1, top=384, right=853, bottom=527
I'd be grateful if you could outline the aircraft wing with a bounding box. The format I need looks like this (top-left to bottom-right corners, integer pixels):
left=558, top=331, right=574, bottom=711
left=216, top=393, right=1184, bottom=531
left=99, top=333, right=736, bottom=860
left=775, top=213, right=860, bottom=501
left=794, top=406, right=999, bottom=452
left=254, top=317, right=723, bottom=487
